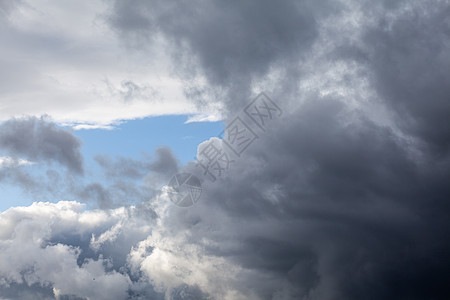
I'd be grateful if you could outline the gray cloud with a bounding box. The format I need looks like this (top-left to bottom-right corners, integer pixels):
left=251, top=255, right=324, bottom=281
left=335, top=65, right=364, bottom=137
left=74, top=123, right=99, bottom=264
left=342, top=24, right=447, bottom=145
left=174, top=96, right=450, bottom=298
left=87, top=147, right=179, bottom=208
left=148, top=146, right=179, bottom=177
left=362, top=1, right=450, bottom=153
left=108, top=0, right=331, bottom=113
left=95, top=146, right=178, bottom=180
left=0, top=166, right=37, bottom=192
left=0, top=117, right=83, bottom=174
left=105, top=0, right=450, bottom=298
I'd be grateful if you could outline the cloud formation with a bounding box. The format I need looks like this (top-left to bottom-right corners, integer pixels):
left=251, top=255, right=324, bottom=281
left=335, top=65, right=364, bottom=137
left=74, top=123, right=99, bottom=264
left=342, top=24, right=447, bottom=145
left=107, top=0, right=450, bottom=298
left=0, top=201, right=138, bottom=300
left=0, top=117, right=83, bottom=173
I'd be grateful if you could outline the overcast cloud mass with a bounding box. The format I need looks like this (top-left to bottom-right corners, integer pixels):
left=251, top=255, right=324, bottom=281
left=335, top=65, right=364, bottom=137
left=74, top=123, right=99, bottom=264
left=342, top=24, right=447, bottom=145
left=1, top=0, right=449, bottom=299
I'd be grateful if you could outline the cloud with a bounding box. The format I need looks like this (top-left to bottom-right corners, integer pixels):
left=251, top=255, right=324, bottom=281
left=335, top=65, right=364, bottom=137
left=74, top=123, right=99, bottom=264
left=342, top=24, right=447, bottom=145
left=0, top=0, right=218, bottom=128
left=105, top=0, right=450, bottom=298
left=94, top=146, right=179, bottom=191
left=108, top=0, right=329, bottom=114
left=0, top=157, right=34, bottom=168
left=0, top=117, right=83, bottom=174
left=72, top=124, right=115, bottom=131
left=362, top=0, right=450, bottom=153
left=184, top=113, right=222, bottom=124
left=182, top=97, right=450, bottom=299
left=0, top=198, right=253, bottom=299
left=0, top=201, right=134, bottom=300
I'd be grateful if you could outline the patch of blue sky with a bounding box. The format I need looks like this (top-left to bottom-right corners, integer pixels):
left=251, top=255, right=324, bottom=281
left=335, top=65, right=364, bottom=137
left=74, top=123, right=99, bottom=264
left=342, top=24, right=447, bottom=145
left=0, top=116, right=224, bottom=212
left=74, top=115, right=224, bottom=165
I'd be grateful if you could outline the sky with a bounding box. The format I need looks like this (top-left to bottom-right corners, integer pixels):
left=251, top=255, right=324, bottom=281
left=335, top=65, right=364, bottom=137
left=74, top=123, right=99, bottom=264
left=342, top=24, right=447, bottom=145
left=0, top=0, right=449, bottom=299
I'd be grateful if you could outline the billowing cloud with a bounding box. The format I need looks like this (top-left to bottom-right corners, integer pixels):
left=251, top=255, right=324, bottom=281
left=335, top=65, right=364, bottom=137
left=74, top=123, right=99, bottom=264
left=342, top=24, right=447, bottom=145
left=0, top=198, right=253, bottom=299
left=0, top=201, right=133, bottom=300
left=106, top=0, right=449, bottom=298
left=180, top=97, right=449, bottom=299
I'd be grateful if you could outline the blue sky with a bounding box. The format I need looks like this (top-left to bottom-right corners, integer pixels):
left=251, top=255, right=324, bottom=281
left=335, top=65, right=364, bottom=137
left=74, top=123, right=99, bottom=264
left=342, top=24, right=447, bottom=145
left=0, top=116, right=223, bottom=211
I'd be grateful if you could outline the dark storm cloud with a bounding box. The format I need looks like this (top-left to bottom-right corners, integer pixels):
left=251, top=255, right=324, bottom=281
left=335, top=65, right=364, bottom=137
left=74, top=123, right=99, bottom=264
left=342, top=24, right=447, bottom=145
left=109, top=0, right=318, bottom=79
left=177, top=96, right=450, bottom=299
left=0, top=117, right=83, bottom=174
left=362, top=1, right=450, bottom=153
left=108, top=0, right=333, bottom=112
left=105, top=0, right=450, bottom=298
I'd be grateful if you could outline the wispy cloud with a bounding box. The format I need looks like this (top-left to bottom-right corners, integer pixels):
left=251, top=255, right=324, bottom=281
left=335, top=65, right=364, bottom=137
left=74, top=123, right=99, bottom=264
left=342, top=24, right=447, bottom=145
left=0, top=157, right=34, bottom=168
